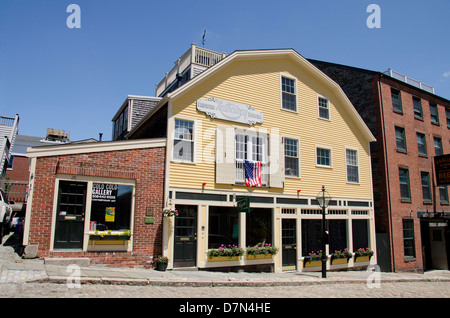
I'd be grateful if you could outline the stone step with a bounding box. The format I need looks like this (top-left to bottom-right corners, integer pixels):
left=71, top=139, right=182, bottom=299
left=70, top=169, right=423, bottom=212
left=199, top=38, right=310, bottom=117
left=44, top=257, right=90, bottom=267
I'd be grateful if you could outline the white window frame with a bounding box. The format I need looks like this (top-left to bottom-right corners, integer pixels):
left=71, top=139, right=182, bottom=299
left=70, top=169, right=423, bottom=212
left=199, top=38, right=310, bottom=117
left=283, top=136, right=300, bottom=178
left=235, top=129, right=268, bottom=185
left=315, top=145, right=333, bottom=168
left=317, top=95, right=330, bottom=120
left=172, top=116, right=196, bottom=163
left=280, top=73, right=298, bottom=113
left=345, top=147, right=360, bottom=184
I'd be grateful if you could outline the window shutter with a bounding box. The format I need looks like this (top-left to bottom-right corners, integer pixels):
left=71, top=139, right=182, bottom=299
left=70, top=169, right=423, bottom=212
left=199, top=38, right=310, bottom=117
left=215, top=126, right=235, bottom=184
left=269, top=134, right=285, bottom=188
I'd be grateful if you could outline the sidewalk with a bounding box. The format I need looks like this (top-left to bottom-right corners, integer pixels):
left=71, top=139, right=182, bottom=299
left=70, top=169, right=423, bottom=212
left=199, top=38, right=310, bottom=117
left=2, top=243, right=450, bottom=287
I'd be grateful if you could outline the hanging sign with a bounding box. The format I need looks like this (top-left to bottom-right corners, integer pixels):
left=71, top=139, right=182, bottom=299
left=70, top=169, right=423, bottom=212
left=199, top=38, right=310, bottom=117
left=435, top=154, right=450, bottom=185
left=236, top=197, right=250, bottom=213
left=197, top=97, right=264, bottom=125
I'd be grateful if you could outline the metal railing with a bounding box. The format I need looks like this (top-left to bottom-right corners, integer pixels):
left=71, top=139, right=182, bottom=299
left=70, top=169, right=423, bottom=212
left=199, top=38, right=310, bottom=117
left=156, top=44, right=226, bottom=97
left=384, top=68, right=435, bottom=94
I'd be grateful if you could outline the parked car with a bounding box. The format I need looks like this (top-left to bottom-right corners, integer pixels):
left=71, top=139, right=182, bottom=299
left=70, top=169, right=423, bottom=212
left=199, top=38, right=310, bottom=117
left=0, top=189, right=13, bottom=240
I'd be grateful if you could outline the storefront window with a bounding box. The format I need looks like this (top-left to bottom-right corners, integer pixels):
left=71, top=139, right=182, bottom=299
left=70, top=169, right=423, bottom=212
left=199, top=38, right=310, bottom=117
left=301, top=219, right=322, bottom=256
left=208, top=207, right=238, bottom=248
left=328, top=220, right=347, bottom=253
left=246, top=208, right=272, bottom=246
left=352, top=219, right=369, bottom=251
left=90, top=183, right=133, bottom=232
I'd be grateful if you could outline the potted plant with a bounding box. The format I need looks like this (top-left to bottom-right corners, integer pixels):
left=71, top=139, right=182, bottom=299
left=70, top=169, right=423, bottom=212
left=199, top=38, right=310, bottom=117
left=208, top=244, right=244, bottom=261
left=303, top=250, right=325, bottom=268
left=163, top=208, right=178, bottom=217
left=354, top=247, right=374, bottom=262
left=154, top=256, right=169, bottom=271
left=330, top=248, right=352, bottom=265
left=246, top=243, right=278, bottom=259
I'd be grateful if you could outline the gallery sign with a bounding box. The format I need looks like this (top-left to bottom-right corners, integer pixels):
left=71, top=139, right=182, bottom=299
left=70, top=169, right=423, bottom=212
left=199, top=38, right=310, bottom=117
left=434, top=154, right=450, bottom=185
left=197, top=97, right=264, bottom=125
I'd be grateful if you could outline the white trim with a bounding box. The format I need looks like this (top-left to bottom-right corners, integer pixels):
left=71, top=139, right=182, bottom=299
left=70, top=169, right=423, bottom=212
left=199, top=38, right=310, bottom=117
left=280, top=73, right=298, bottom=113
left=27, top=138, right=166, bottom=158
left=23, top=157, right=36, bottom=245
left=164, top=49, right=375, bottom=143
left=283, top=135, right=301, bottom=179
left=317, top=94, right=331, bottom=121
left=315, top=145, right=333, bottom=168
left=345, top=146, right=360, bottom=184
left=170, top=116, right=197, bottom=164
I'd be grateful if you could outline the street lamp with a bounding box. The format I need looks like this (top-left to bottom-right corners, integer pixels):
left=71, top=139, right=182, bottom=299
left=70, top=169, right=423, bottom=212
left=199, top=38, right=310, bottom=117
left=316, top=185, right=331, bottom=278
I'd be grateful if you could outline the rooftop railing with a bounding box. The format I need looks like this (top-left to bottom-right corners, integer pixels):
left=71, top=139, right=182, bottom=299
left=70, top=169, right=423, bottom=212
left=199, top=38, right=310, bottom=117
left=384, top=68, right=435, bottom=94
left=156, top=44, right=226, bottom=97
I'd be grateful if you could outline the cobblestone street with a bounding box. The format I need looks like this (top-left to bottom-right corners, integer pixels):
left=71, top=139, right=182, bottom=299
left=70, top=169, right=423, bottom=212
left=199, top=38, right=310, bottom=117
left=1, top=280, right=449, bottom=298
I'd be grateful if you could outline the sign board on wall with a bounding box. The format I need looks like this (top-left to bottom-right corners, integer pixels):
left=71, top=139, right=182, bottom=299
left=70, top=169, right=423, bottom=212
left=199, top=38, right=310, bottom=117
left=434, top=154, right=450, bottom=185
left=197, top=97, right=264, bottom=125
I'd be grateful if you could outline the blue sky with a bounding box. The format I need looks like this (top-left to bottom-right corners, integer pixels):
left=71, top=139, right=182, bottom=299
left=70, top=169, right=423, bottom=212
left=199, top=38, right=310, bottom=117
left=1, top=0, right=449, bottom=141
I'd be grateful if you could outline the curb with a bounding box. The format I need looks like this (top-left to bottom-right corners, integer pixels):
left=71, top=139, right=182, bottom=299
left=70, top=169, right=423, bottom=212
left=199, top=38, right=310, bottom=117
left=30, top=276, right=450, bottom=287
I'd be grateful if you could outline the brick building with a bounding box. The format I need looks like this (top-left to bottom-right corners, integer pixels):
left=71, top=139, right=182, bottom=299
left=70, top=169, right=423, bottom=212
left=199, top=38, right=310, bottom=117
left=23, top=138, right=166, bottom=266
left=310, top=60, right=450, bottom=272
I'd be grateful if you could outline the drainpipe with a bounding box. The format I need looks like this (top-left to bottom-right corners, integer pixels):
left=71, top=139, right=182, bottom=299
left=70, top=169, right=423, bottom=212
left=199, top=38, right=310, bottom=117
left=378, top=75, right=396, bottom=272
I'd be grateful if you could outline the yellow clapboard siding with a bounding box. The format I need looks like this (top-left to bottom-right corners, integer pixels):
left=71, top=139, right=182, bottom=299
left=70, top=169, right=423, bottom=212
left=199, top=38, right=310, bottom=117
left=169, top=57, right=373, bottom=199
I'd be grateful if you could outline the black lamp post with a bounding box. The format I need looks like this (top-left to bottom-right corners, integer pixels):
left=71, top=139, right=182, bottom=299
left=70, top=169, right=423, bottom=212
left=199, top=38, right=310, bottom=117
left=316, top=185, right=331, bottom=278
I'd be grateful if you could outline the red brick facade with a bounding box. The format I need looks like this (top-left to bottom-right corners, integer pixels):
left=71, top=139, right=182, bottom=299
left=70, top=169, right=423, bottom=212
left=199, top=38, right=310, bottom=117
left=26, top=144, right=166, bottom=267
left=379, top=77, right=450, bottom=272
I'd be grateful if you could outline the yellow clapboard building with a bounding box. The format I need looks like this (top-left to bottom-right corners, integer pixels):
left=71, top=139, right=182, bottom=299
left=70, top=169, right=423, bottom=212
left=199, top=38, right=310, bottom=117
left=128, top=46, right=377, bottom=272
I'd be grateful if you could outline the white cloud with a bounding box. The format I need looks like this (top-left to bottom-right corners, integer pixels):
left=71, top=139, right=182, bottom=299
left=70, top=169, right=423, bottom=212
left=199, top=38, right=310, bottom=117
left=443, top=71, right=450, bottom=78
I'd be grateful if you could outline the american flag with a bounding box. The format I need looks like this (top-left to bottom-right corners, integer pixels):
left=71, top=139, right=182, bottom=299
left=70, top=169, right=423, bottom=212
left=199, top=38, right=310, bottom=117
left=244, top=160, right=262, bottom=187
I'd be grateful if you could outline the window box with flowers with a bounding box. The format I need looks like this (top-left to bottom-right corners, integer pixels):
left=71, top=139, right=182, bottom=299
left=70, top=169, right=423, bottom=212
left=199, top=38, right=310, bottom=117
left=303, top=250, right=326, bottom=268
left=330, top=248, right=352, bottom=265
left=208, top=244, right=244, bottom=261
left=245, top=243, right=278, bottom=260
left=354, top=248, right=374, bottom=262
left=154, top=256, right=169, bottom=271
left=88, top=230, right=131, bottom=242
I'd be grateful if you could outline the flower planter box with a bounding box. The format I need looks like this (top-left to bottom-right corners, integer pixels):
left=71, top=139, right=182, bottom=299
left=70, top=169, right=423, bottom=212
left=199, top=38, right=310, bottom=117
left=330, top=257, right=350, bottom=265
left=303, top=260, right=322, bottom=268
left=156, top=262, right=168, bottom=271
left=354, top=255, right=371, bottom=262
left=89, top=235, right=130, bottom=241
left=246, top=254, right=274, bottom=260
left=208, top=256, right=241, bottom=262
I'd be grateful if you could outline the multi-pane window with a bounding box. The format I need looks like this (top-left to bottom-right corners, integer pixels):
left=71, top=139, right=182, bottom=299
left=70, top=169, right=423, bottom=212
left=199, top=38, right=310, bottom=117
left=346, top=149, right=359, bottom=183
left=173, top=119, right=194, bottom=162
left=413, top=97, right=423, bottom=119
left=395, top=126, right=407, bottom=152
left=421, top=171, right=432, bottom=202
left=235, top=131, right=267, bottom=184
left=391, top=88, right=402, bottom=112
left=439, top=186, right=449, bottom=203
left=402, top=219, right=416, bottom=259
left=430, top=102, right=439, bottom=125
left=416, top=132, right=427, bottom=156
left=281, top=76, right=296, bottom=111
left=318, top=97, right=330, bottom=119
left=284, top=138, right=299, bottom=177
left=399, top=168, right=411, bottom=201
left=316, top=147, right=331, bottom=167
left=434, top=137, right=443, bottom=156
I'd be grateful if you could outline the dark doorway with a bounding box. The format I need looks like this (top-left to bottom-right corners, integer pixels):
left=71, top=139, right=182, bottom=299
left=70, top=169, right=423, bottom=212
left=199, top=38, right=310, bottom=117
left=173, top=205, right=197, bottom=267
left=54, top=181, right=87, bottom=249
